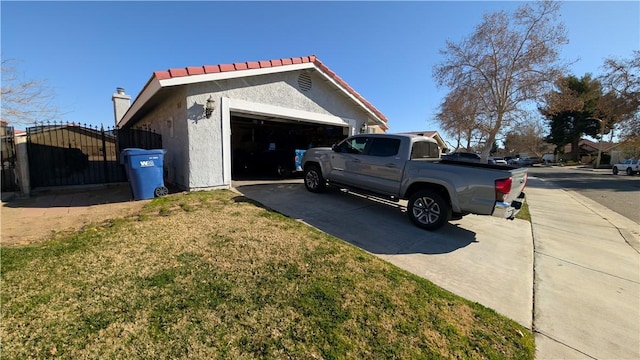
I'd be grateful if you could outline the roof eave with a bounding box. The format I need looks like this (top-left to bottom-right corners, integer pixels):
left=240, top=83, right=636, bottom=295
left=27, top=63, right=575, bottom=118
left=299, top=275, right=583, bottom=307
left=117, top=76, right=162, bottom=129
left=119, top=56, right=388, bottom=129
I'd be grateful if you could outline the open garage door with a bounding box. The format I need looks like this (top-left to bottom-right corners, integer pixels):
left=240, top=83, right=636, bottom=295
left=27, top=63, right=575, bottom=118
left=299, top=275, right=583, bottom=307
left=231, top=115, right=347, bottom=179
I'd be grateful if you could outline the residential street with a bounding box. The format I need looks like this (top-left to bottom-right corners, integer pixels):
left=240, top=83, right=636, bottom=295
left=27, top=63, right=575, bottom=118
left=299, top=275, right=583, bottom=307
left=528, top=165, right=640, bottom=223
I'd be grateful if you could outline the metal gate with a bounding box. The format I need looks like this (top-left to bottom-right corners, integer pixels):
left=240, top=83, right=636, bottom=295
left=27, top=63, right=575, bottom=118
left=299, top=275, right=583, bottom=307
left=1, top=124, right=19, bottom=192
left=26, top=122, right=161, bottom=189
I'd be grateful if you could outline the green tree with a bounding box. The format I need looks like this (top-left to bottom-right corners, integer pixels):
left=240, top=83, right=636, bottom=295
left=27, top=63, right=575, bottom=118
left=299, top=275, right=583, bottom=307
left=490, top=141, right=499, bottom=155
left=540, top=74, right=605, bottom=161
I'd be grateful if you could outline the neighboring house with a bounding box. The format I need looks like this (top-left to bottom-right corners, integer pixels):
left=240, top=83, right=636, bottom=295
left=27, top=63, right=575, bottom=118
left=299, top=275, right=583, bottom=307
left=562, top=139, right=617, bottom=164
left=27, top=124, right=118, bottom=161
left=402, top=131, right=447, bottom=155
left=114, top=55, right=389, bottom=191
left=1, top=120, right=20, bottom=192
left=1, top=120, right=13, bottom=159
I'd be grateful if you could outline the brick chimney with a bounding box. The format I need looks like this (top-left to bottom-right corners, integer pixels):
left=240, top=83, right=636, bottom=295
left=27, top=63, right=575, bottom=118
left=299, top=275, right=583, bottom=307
left=112, top=87, right=131, bottom=127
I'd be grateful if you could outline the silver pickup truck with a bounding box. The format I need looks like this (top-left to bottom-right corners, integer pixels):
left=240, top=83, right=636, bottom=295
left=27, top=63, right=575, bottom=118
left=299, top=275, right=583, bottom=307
left=301, top=133, right=527, bottom=230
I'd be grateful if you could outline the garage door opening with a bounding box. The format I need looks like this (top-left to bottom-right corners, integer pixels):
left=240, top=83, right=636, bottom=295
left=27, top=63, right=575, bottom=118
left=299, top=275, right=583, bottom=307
left=231, top=115, right=347, bottom=179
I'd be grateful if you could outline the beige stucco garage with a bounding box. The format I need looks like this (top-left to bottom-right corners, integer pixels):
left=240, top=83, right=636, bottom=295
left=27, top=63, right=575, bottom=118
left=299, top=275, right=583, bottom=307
left=113, top=55, right=389, bottom=191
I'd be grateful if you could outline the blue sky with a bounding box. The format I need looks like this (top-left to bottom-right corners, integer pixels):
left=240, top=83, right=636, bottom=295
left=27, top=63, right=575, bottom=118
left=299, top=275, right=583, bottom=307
left=2, top=1, right=639, bottom=146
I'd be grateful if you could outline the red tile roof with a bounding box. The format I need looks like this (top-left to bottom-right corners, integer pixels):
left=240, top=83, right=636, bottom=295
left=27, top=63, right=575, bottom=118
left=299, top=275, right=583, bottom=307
left=152, top=55, right=387, bottom=124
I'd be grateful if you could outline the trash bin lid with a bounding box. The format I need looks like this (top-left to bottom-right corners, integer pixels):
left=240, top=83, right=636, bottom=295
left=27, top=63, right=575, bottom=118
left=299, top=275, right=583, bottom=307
left=120, top=148, right=167, bottom=164
left=121, top=148, right=166, bottom=156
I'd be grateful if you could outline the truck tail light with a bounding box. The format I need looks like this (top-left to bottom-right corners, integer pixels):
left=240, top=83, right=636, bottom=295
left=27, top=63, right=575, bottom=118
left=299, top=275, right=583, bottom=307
left=495, top=177, right=512, bottom=202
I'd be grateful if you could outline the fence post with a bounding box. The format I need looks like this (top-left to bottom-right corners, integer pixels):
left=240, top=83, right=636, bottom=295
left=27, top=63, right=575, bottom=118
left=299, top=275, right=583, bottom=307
left=14, top=136, right=31, bottom=197
left=101, top=125, right=109, bottom=182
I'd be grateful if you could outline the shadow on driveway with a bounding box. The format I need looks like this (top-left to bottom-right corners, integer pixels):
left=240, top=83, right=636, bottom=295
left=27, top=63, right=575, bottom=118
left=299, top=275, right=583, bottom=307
left=233, top=181, right=478, bottom=256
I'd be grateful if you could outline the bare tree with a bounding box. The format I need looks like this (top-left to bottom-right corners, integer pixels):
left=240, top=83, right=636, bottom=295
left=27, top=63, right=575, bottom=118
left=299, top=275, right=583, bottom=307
left=503, top=117, right=551, bottom=158
left=1, top=59, right=60, bottom=126
left=436, top=86, right=482, bottom=151
left=599, top=51, right=640, bottom=140
left=433, top=0, right=567, bottom=160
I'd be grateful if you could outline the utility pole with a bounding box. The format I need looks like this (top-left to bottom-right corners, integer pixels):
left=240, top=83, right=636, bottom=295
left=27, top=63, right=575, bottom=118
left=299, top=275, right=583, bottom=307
left=588, top=118, right=606, bottom=168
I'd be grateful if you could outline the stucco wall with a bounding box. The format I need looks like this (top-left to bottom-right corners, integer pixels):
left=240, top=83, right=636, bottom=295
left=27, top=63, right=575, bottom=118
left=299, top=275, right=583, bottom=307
left=195, top=70, right=372, bottom=121
left=184, top=69, right=373, bottom=190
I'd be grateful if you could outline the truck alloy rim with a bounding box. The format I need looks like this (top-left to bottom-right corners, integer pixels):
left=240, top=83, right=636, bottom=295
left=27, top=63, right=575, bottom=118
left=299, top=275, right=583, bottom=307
left=305, top=171, right=319, bottom=188
left=412, top=196, right=441, bottom=224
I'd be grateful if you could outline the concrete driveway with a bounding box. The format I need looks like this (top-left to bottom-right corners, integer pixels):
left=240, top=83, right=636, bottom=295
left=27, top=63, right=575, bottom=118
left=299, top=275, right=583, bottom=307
left=233, top=179, right=534, bottom=329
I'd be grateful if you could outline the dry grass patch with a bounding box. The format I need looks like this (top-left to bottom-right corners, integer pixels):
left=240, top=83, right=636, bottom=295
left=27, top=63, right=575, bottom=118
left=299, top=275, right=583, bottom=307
left=1, top=190, right=534, bottom=359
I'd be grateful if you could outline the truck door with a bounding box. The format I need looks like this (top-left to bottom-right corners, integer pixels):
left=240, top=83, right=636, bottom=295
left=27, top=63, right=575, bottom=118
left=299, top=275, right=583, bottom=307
left=357, top=137, right=404, bottom=195
left=328, top=136, right=370, bottom=186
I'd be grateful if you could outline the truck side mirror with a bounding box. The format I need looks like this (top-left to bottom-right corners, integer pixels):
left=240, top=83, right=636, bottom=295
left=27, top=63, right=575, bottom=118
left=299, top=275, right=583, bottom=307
left=332, top=144, right=340, bottom=152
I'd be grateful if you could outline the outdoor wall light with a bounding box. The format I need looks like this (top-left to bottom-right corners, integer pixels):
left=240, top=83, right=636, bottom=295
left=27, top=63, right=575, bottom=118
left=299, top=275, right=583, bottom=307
left=204, top=96, right=215, bottom=118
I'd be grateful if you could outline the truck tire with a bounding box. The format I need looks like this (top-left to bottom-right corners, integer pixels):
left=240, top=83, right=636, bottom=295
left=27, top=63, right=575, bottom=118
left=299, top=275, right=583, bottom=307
left=627, top=167, right=633, bottom=176
left=276, top=164, right=291, bottom=178
left=304, top=165, right=326, bottom=193
left=408, top=190, right=451, bottom=230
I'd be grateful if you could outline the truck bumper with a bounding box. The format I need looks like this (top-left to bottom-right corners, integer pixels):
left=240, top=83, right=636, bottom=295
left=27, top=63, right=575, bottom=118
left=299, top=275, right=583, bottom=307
left=493, top=192, right=525, bottom=220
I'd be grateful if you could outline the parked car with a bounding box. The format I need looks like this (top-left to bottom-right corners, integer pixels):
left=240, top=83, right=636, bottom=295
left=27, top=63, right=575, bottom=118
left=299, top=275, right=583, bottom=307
left=488, top=157, right=508, bottom=165
left=441, top=152, right=482, bottom=163
left=542, top=153, right=555, bottom=165
left=508, top=156, right=536, bottom=166
left=612, top=159, right=640, bottom=175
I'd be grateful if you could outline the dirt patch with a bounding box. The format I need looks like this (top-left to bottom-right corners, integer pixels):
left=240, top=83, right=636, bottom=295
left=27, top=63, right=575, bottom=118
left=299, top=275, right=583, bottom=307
left=1, top=184, right=150, bottom=247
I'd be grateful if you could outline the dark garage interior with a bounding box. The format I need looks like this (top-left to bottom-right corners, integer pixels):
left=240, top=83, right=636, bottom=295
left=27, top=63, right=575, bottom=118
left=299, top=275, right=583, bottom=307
left=231, top=115, right=347, bottom=179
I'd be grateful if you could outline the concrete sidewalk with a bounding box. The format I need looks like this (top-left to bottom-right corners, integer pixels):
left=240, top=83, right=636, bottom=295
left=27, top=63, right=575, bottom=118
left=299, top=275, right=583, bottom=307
left=526, top=177, right=640, bottom=359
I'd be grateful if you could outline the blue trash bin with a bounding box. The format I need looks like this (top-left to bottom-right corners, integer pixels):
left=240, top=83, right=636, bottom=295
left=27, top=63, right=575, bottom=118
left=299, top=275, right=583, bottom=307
left=120, top=148, right=168, bottom=200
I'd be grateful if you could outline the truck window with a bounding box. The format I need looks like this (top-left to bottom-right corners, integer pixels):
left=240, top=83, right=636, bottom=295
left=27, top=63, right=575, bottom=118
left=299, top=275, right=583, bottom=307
left=368, top=138, right=401, bottom=157
left=336, top=137, right=369, bottom=154
left=411, top=141, right=440, bottom=159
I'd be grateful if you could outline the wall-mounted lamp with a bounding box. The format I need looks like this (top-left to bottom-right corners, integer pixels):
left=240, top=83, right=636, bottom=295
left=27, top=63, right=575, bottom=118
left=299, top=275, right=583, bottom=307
left=204, top=96, right=215, bottom=118
left=360, top=122, right=368, bottom=134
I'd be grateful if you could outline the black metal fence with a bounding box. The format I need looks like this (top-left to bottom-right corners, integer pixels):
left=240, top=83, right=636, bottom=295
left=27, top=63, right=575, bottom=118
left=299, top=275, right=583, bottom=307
left=117, top=126, right=163, bottom=151
left=26, top=122, right=162, bottom=189
left=1, top=124, right=19, bottom=192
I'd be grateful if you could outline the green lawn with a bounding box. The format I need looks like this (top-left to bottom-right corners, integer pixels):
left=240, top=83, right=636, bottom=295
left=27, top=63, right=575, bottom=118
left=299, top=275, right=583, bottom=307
left=516, top=200, right=531, bottom=222
left=1, top=190, right=534, bottom=359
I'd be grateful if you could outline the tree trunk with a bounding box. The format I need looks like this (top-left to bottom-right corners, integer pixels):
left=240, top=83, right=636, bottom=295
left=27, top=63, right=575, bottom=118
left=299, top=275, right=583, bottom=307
left=571, top=138, right=580, bottom=162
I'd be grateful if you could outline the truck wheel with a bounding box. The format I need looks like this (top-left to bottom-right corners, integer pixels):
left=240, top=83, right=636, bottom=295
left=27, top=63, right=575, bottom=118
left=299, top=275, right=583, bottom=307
left=627, top=167, right=633, bottom=176
left=276, top=164, right=291, bottom=178
left=407, top=190, right=451, bottom=230
left=613, top=167, right=618, bottom=175
left=304, top=165, right=325, bottom=193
